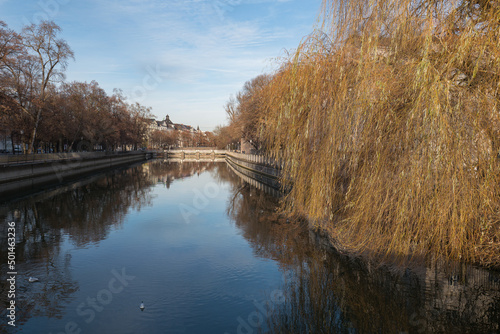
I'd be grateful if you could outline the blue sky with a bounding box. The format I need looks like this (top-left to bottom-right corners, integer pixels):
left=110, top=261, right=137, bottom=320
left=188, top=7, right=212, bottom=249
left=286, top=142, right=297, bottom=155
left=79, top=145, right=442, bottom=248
left=1, top=0, right=322, bottom=131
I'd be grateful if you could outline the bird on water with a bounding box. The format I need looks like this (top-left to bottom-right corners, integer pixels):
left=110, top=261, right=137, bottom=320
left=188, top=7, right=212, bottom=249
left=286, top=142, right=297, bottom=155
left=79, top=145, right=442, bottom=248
left=140, top=301, right=145, bottom=311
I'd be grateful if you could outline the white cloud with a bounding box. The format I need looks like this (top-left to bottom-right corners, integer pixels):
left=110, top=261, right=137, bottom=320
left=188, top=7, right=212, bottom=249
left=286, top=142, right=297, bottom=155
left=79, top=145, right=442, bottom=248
left=65, top=0, right=320, bottom=129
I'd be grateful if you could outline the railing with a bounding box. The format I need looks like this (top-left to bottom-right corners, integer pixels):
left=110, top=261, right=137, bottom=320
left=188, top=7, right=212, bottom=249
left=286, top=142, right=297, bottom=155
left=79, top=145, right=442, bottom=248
left=225, top=152, right=281, bottom=191
left=224, top=152, right=281, bottom=170
left=162, top=149, right=282, bottom=170
left=165, top=149, right=226, bottom=154
left=0, top=151, right=150, bottom=165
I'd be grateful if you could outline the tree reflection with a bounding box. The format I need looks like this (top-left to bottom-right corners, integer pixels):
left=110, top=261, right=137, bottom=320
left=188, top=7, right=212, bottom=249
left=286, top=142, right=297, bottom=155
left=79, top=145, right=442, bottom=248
left=0, top=161, right=498, bottom=332
left=0, top=160, right=218, bottom=329
left=145, top=160, right=219, bottom=189
left=226, top=179, right=500, bottom=333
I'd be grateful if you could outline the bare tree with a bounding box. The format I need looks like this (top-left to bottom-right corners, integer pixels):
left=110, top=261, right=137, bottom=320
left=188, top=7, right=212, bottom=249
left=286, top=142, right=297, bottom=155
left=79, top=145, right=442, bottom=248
left=21, top=20, right=74, bottom=153
left=0, top=21, right=22, bottom=71
left=220, top=74, right=272, bottom=151
left=0, top=21, right=26, bottom=153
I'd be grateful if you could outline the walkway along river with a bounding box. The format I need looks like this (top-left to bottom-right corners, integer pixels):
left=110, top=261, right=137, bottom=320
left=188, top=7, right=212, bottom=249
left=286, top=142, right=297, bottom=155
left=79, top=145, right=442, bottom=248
left=0, top=160, right=499, bottom=333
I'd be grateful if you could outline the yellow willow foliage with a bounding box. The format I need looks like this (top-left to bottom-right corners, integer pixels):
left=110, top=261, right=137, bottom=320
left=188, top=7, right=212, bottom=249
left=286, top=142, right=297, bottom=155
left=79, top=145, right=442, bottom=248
left=260, top=0, right=500, bottom=266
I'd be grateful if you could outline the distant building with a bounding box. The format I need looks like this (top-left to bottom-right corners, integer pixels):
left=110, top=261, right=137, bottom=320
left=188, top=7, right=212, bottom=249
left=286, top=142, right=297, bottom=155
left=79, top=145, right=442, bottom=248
left=173, top=123, right=194, bottom=132
left=147, top=115, right=209, bottom=148
left=148, top=115, right=175, bottom=133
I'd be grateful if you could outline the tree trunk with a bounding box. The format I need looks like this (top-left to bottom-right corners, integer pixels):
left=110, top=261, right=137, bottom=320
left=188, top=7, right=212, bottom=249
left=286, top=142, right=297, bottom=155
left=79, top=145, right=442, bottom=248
left=28, top=109, right=42, bottom=154
left=11, top=131, right=16, bottom=154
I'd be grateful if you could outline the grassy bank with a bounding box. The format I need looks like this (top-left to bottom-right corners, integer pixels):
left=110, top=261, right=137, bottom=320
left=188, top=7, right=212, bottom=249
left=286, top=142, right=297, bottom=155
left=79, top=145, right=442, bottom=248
left=257, top=0, right=500, bottom=267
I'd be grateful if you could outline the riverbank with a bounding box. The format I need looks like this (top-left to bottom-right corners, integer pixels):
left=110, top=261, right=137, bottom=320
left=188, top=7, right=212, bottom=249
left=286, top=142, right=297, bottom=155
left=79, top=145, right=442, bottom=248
left=222, top=151, right=500, bottom=270
left=225, top=152, right=280, bottom=195
left=0, top=151, right=154, bottom=201
left=2, top=160, right=499, bottom=333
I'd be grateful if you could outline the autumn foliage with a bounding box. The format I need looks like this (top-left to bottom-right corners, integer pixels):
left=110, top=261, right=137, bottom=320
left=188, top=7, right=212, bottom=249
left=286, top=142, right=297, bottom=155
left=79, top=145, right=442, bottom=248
left=216, top=74, right=271, bottom=150
left=0, top=21, right=152, bottom=153
left=223, top=0, right=500, bottom=266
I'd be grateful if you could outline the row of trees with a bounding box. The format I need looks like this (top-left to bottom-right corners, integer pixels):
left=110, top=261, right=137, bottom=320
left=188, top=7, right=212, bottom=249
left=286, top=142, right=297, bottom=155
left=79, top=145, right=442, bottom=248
left=214, top=74, right=270, bottom=151
left=216, top=0, right=500, bottom=266
left=0, top=20, right=152, bottom=153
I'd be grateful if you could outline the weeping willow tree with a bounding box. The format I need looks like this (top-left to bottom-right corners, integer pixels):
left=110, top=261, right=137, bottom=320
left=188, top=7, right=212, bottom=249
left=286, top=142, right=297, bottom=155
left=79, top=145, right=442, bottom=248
left=261, top=0, right=500, bottom=266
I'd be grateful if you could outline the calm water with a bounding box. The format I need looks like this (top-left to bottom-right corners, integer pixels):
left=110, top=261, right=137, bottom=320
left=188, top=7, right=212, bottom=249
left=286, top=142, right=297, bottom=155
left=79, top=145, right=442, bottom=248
left=1, top=161, right=499, bottom=333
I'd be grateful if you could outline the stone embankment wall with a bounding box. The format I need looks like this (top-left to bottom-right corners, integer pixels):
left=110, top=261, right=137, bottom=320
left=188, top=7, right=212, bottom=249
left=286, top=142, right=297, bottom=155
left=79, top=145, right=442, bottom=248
left=164, top=149, right=226, bottom=160
left=0, top=151, right=154, bottom=201
left=225, top=152, right=281, bottom=196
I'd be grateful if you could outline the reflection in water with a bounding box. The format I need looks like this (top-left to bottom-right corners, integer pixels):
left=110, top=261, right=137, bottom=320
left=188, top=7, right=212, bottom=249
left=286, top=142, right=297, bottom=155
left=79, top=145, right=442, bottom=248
left=225, top=181, right=500, bottom=333
left=0, top=160, right=219, bottom=331
left=0, top=160, right=499, bottom=333
left=145, top=159, right=219, bottom=189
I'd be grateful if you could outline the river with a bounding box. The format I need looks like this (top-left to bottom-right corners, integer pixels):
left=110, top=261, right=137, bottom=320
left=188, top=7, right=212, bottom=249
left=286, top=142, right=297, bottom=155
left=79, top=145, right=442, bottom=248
left=0, top=160, right=499, bottom=333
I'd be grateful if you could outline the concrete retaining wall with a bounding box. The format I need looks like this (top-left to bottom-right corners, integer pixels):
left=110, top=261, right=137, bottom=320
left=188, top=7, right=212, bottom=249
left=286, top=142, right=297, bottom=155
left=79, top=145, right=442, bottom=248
left=225, top=152, right=281, bottom=192
left=0, top=152, right=153, bottom=201
left=165, top=149, right=226, bottom=160
left=160, top=150, right=282, bottom=193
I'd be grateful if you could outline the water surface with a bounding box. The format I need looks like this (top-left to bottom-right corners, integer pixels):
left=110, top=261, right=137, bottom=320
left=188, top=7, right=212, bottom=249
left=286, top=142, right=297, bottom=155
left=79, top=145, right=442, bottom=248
left=0, top=160, right=499, bottom=333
